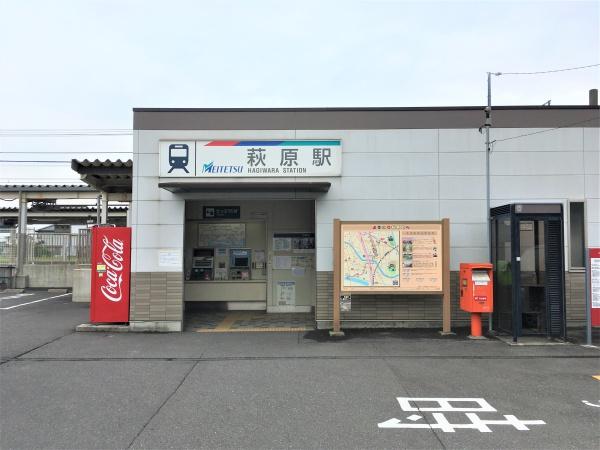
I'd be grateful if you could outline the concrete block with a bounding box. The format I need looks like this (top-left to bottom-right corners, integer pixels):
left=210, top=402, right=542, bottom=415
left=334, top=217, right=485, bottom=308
left=76, top=323, right=130, bottom=333
left=15, top=275, right=28, bottom=289
left=23, top=265, right=72, bottom=289
left=129, top=320, right=182, bottom=332
left=72, top=265, right=91, bottom=303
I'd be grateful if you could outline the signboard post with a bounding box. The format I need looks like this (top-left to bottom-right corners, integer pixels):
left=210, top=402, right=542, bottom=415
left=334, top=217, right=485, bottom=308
left=589, top=248, right=600, bottom=328
left=332, top=219, right=451, bottom=335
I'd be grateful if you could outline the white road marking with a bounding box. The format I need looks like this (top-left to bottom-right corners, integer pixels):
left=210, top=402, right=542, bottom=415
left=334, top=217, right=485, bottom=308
left=397, top=397, right=496, bottom=412
left=378, top=414, right=545, bottom=432
left=0, top=293, right=71, bottom=310
left=379, top=396, right=545, bottom=433
left=0, top=293, right=34, bottom=301
left=582, top=400, right=600, bottom=408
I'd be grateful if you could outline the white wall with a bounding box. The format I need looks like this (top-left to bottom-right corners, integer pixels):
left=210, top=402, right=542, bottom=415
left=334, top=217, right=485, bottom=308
left=134, top=126, right=598, bottom=274
left=133, top=130, right=301, bottom=274
left=304, top=127, right=597, bottom=271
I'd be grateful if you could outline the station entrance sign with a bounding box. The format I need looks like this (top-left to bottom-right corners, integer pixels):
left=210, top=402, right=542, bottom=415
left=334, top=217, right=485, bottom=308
left=159, top=140, right=342, bottom=178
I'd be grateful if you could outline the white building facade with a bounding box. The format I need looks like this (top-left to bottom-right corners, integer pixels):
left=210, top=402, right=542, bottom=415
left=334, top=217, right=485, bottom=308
left=130, top=106, right=599, bottom=332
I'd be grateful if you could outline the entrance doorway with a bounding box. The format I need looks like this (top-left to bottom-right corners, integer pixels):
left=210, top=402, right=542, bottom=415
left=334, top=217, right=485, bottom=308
left=182, top=199, right=316, bottom=329
left=491, top=204, right=566, bottom=341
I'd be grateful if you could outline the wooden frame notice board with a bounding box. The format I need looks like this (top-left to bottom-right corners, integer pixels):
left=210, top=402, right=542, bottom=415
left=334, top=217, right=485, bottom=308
left=332, top=219, right=451, bottom=333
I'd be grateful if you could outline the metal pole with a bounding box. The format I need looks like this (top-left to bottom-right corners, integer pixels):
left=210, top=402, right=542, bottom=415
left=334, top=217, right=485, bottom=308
left=96, top=195, right=101, bottom=225
left=17, top=192, right=28, bottom=276
left=486, top=72, right=493, bottom=332
left=584, top=248, right=591, bottom=346
left=101, top=192, right=108, bottom=225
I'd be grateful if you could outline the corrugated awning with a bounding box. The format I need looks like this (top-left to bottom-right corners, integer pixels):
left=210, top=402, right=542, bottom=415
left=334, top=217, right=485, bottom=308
left=71, top=159, right=133, bottom=193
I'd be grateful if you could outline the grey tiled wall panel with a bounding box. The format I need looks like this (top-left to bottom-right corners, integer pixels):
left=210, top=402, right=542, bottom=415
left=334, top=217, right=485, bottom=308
left=316, top=271, right=587, bottom=327
left=130, top=272, right=183, bottom=321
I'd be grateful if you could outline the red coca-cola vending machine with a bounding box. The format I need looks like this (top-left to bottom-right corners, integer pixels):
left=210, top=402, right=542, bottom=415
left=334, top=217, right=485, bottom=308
left=90, top=226, right=132, bottom=323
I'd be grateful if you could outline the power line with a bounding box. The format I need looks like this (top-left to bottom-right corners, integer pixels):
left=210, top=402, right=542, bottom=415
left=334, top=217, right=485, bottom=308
left=0, top=151, right=133, bottom=154
left=492, top=117, right=599, bottom=144
left=0, top=160, right=72, bottom=163
left=0, top=129, right=132, bottom=137
left=496, top=63, right=600, bottom=76
left=0, top=133, right=132, bottom=137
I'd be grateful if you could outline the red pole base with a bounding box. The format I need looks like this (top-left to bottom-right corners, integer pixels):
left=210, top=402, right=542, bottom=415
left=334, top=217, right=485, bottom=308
left=470, top=312, right=482, bottom=337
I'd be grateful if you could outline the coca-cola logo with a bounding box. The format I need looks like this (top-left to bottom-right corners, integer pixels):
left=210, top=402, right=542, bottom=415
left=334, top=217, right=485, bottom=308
left=100, top=236, right=125, bottom=302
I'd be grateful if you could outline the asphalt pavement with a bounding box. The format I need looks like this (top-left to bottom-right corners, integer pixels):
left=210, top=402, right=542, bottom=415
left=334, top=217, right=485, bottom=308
left=1, top=290, right=599, bottom=450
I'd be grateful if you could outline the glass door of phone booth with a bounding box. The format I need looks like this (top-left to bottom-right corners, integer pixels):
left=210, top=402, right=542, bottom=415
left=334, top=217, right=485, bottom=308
left=491, top=204, right=566, bottom=342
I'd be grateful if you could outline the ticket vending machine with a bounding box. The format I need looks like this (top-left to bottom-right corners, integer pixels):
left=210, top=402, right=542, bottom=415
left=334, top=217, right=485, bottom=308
left=460, top=263, right=493, bottom=338
left=191, top=248, right=214, bottom=281
left=229, top=248, right=251, bottom=280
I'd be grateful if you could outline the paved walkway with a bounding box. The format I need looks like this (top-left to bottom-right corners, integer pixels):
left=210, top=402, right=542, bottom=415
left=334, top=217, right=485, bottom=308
left=2, top=294, right=599, bottom=450
left=185, top=311, right=315, bottom=332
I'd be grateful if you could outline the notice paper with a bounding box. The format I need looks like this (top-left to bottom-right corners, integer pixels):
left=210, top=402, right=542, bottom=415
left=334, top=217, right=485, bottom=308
left=292, top=267, right=305, bottom=277
left=277, top=281, right=295, bottom=306
left=592, top=256, right=600, bottom=308
left=273, top=237, right=292, bottom=252
left=273, top=255, right=292, bottom=270
left=254, top=250, right=266, bottom=264
left=291, top=256, right=313, bottom=268
left=158, top=249, right=181, bottom=268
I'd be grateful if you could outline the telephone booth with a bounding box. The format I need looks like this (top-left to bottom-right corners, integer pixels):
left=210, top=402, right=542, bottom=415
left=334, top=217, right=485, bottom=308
left=490, top=203, right=566, bottom=342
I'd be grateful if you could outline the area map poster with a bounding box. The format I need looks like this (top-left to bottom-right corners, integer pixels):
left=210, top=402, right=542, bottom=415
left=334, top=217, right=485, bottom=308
left=340, top=222, right=443, bottom=293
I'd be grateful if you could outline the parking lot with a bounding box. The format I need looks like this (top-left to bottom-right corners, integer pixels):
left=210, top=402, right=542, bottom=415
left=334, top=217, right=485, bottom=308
left=1, top=290, right=599, bottom=450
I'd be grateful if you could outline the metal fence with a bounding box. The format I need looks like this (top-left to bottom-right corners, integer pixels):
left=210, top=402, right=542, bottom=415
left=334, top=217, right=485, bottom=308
left=75, top=229, right=92, bottom=264
left=0, top=229, right=92, bottom=265
left=0, top=230, right=17, bottom=266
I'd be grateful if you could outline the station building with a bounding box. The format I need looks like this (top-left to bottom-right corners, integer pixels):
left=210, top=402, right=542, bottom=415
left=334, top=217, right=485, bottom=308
left=128, top=103, right=599, bottom=334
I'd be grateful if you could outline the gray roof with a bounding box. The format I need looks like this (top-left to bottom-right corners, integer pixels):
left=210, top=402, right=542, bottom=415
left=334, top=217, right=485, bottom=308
left=71, top=159, right=133, bottom=169
left=71, top=159, right=133, bottom=193
left=0, top=185, right=95, bottom=192
left=133, top=105, right=599, bottom=131
left=0, top=205, right=128, bottom=213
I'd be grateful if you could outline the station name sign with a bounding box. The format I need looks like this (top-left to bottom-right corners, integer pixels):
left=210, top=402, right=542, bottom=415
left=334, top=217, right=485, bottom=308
left=159, top=140, right=342, bottom=178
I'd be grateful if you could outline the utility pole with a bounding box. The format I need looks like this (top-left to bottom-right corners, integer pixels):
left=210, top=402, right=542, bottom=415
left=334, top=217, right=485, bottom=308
left=484, top=71, right=501, bottom=332
left=486, top=72, right=492, bottom=263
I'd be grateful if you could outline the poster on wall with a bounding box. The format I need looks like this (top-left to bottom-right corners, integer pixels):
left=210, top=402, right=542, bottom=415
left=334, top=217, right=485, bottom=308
left=339, top=222, right=444, bottom=293
left=198, top=223, right=245, bottom=247
left=276, top=281, right=296, bottom=306
left=274, top=233, right=315, bottom=253
left=273, top=237, right=292, bottom=252
left=158, top=249, right=181, bottom=268
left=273, top=256, right=292, bottom=270
left=590, top=248, right=600, bottom=326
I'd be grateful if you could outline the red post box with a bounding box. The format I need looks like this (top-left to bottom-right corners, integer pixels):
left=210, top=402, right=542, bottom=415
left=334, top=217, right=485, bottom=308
left=459, top=263, right=493, bottom=338
left=90, top=226, right=131, bottom=323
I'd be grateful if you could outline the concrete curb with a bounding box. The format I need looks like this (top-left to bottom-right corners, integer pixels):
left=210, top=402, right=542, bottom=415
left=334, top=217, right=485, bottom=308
left=76, top=323, right=130, bottom=333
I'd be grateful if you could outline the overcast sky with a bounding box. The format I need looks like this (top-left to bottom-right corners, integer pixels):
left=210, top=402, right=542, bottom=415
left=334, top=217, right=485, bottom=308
left=0, top=0, right=598, bottom=188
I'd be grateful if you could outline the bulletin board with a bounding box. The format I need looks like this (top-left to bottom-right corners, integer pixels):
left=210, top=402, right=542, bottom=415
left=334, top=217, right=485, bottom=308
left=339, top=222, right=444, bottom=294
left=198, top=223, right=245, bottom=248
left=332, top=219, right=451, bottom=334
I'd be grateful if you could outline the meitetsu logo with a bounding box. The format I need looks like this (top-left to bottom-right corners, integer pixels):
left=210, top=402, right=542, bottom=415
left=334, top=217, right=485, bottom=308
left=202, top=161, right=243, bottom=174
